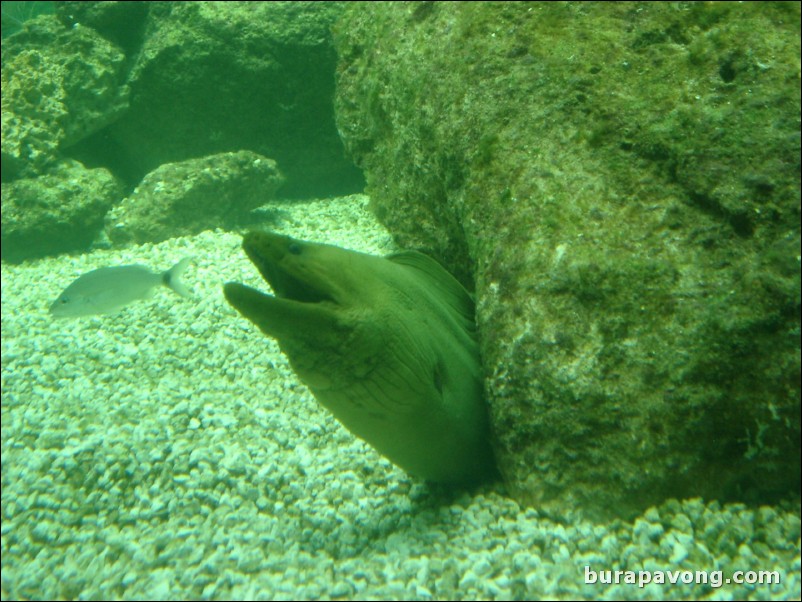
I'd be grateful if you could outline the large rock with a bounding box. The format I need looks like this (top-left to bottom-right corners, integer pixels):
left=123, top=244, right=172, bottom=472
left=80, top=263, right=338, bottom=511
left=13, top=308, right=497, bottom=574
left=96, top=1, right=363, bottom=198
left=334, top=2, right=801, bottom=519
left=1, top=160, right=122, bottom=263
left=1, top=14, right=128, bottom=179
left=0, top=14, right=128, bottom=262
left=1, top=4, right=354, bottom=262
left=105, top=151, right=284, bottom=245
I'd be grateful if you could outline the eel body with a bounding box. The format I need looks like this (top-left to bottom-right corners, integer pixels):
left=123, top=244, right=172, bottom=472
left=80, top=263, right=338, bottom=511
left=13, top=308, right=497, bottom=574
left=224, top=231, right=495, bottom=484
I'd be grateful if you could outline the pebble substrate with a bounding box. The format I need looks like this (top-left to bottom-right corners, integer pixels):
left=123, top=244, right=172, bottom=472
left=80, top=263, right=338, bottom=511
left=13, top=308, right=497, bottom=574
left=1, top=195, right=799, bottom=600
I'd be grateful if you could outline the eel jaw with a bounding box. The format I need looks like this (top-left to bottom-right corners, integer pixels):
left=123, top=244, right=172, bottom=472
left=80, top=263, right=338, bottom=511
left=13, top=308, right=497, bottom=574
left=223, top=281, right=341, bottom=347
left=223, top=231, right=341, bottom=345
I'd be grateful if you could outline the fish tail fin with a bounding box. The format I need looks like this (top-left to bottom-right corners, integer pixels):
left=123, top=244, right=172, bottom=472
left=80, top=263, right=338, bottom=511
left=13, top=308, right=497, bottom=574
left=164, top=257, right=193, bottom=299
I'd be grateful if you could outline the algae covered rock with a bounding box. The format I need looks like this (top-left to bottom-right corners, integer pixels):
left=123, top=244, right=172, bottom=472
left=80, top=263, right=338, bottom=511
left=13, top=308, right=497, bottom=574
left=0, top=12, right=128, bottom=262
left=1, top=160, right=122, bottom=263
left=1, top=13, right=128, bottom=179
left=103, top=1, right=363, bottom=198
left=334, top=2, right=801, bottom=519
left=105, top=151, right=284, bottom=245
left=1, top=3, right=356, bottom=261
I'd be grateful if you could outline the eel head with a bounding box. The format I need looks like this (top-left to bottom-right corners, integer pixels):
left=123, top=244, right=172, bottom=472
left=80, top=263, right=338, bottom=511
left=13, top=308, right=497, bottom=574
left=223, top=231, right=382, bottom=389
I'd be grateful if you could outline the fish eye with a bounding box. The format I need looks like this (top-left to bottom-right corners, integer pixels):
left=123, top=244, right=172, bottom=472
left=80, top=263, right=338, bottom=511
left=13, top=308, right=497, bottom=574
left=60, top=297, right=69, bottom=304
left=288, top=243, right=302, bottom=255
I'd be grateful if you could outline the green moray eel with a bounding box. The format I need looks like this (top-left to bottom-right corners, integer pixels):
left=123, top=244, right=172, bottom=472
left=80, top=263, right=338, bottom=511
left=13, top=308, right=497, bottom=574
left=224, top=231, right=496, bottom=485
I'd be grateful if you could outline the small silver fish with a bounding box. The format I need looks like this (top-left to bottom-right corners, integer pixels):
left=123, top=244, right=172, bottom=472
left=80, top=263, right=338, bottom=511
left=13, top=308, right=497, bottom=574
left=50, top=258, right=193, bottom=318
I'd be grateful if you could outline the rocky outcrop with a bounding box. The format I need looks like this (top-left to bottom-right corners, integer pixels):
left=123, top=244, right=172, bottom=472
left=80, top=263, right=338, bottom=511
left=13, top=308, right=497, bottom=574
left=1, top=160, right=122, bottom=263
left=105, top=151, right=284, bottom=245
left=334, top=2, right=801, bottom=519
left=1, top=14, right=128, bottom=180
left=95, top=1, right=363, bottom=198
left=1, top=2, right=362, bottom=262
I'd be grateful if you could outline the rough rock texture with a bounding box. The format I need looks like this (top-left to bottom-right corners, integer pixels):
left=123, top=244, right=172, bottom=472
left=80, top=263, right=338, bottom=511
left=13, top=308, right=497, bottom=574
left=1, top=160, right=122, bottom=263
left=92, top=1, right=363, bottom=198
left=334, top=2, right=801, bottom=519
left=105, top=151, right=284, bottom=245
left=0, top=14, right=128, bottom=179
left=0, top=14, right=127, bottom=262
left=1, top=2, right=363, bottom=263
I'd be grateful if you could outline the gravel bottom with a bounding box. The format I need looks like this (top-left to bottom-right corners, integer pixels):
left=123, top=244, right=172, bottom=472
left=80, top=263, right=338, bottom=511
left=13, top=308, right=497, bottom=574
left=2, top=194, right=800, bottom=601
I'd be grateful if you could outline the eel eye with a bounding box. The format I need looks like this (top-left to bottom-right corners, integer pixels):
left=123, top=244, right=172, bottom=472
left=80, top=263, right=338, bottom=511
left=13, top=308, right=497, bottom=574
left=288, top=242, right=302, bottom=255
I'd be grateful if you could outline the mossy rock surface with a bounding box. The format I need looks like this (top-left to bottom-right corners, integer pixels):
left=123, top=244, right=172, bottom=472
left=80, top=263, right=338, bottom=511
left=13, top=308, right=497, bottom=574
left=334, top=1, right=800, bottom=519
left=102, top=1, right=363, bottom=198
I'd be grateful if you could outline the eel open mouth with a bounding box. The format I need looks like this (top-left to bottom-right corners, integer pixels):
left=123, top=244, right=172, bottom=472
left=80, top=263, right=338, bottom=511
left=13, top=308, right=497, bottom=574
left=223, top=231, right=342, bottom=343
left=240, top=231, right=334, bottom=305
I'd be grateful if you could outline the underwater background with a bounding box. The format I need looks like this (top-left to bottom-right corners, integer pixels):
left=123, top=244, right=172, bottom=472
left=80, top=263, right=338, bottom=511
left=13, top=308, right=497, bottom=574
left=2, top=2, right=800, bottom=600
